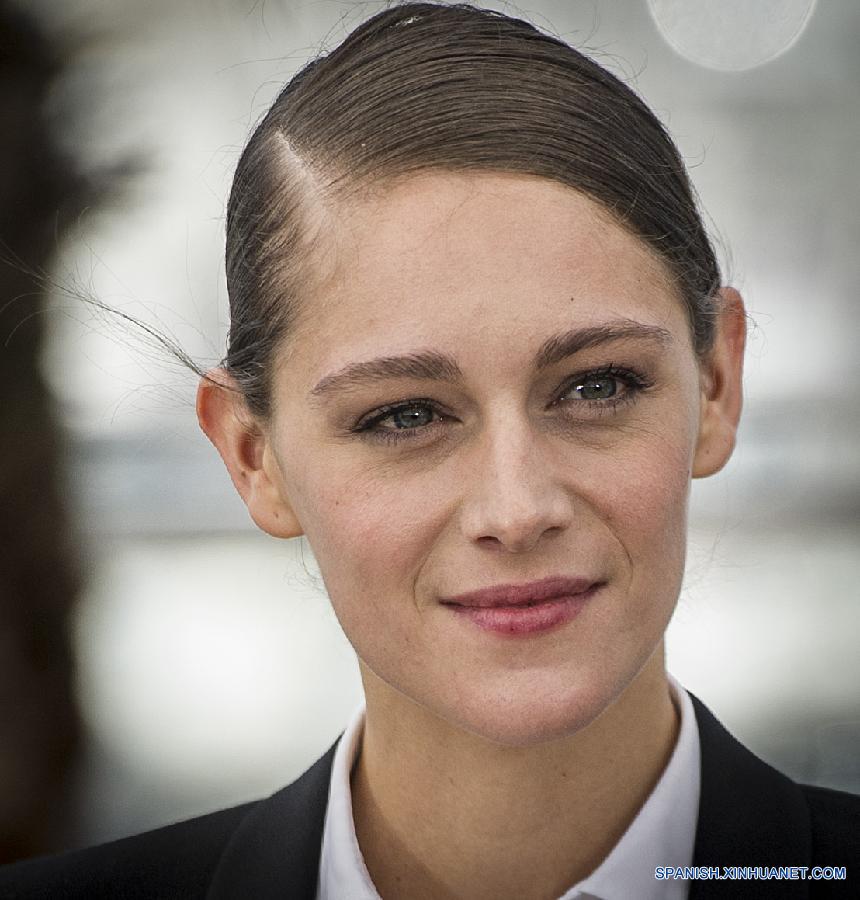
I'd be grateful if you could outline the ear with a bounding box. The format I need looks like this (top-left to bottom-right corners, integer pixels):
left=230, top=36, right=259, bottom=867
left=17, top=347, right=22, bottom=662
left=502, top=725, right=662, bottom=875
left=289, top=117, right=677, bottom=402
left=692, top=287, right=747, bottom=478
left=196, top=370, right=303, bottom=538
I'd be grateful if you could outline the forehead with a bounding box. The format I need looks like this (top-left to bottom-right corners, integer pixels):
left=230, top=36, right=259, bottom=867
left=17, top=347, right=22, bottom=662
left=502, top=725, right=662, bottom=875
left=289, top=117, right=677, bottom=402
left=287, top=171, right=689, bottom=374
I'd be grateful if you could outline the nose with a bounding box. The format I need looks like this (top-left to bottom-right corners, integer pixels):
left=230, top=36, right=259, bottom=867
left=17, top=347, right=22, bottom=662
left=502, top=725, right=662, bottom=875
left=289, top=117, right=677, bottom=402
left=459, top=414, right=574, bottom=554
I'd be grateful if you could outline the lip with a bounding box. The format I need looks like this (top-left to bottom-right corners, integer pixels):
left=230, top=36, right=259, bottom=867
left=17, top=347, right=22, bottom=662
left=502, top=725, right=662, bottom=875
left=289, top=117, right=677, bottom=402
left=441, top=575, right=597, bottom=608
left=440, top=576, right=601, bottom=636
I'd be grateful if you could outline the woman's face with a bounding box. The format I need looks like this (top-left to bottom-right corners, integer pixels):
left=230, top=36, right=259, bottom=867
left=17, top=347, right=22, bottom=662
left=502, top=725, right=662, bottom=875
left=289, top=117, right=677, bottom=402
left=263, top=172, right=708, bottom=745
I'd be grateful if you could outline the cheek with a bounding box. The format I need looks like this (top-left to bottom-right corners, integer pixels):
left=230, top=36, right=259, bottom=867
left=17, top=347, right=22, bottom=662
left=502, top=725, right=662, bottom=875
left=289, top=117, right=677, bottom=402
left=592, top=410, right=696, bottom=609
left=291, top=463, right=437, bottom=629
left=608, top=438, right=692, bottom=539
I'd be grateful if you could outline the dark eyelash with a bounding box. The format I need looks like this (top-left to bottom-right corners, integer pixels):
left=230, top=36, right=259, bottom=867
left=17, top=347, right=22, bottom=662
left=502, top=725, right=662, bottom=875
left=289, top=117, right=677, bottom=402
left=352, top=398, right=445, bottom=445
left=352, top=365, right=652, bottom=445
left=553, top=364, right=652, bottom=411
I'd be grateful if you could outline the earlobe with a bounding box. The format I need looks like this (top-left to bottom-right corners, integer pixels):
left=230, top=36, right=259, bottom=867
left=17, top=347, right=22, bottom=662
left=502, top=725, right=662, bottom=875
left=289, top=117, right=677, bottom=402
left=196, top=370, right=304, bottom=539
left=692, top=287, right=747, bottom=479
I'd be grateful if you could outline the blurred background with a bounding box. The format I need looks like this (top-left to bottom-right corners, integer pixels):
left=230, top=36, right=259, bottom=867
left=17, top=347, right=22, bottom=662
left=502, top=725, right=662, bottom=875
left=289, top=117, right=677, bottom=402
left=1, top=0, right=857, bottom=861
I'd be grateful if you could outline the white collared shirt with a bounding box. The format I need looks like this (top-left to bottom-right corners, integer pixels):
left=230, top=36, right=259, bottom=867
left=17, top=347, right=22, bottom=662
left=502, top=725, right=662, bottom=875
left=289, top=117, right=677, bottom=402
left=316, top=675, right=700, bottom=900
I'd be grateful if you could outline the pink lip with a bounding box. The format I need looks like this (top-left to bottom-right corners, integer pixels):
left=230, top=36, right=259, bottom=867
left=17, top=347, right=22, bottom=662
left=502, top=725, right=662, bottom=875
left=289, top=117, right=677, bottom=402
left=440, top=576, right=601, bottom=636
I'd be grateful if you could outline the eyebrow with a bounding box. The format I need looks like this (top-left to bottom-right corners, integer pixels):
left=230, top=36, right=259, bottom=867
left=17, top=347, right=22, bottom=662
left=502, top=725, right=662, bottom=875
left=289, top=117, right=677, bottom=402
left=307, top=320, right=673, bottom=403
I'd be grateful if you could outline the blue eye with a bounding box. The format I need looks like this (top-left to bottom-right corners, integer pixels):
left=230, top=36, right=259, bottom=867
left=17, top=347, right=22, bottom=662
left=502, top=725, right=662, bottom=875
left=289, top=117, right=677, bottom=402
left=557, top=365, right=647, bottom=408
left=354, top=399, right=444, bottom=444
left=353, top=365, right=650, bottom=446
left=382, top=403, right=437, bottom=430
left=570, top=374, right=619, bottom=401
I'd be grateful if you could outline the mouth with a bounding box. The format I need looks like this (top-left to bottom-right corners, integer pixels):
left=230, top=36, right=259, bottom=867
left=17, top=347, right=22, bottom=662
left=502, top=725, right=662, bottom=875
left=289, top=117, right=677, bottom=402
left=439, top=576, right=602, bottom=636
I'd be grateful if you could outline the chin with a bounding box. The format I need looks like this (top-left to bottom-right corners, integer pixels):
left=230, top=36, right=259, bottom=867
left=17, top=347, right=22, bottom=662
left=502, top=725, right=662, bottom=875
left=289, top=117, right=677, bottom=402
left=443, top=678, right=625, bottom=749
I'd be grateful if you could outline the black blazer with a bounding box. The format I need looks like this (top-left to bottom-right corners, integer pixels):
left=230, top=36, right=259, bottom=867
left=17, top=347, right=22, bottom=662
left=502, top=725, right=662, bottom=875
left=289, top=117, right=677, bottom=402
left=1, top=695, right=857, bottom=898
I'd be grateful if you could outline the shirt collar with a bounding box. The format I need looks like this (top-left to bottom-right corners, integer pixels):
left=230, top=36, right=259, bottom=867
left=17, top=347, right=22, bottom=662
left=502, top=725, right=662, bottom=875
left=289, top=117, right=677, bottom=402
left=317, top=674, right=700, bottom=900
left=317, top=703, right=378, bottom=900
left=568, top=674, right=700, bottom=900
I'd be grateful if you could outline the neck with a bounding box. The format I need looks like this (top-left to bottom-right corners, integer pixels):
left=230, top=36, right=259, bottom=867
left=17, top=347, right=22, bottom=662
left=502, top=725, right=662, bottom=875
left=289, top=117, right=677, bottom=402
left=351, top=649, right=679, bottom=900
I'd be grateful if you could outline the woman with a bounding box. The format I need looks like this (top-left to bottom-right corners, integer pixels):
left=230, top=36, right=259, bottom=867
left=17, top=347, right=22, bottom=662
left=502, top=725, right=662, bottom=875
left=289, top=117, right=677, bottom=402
left=1, top=2, right=857, bottom=898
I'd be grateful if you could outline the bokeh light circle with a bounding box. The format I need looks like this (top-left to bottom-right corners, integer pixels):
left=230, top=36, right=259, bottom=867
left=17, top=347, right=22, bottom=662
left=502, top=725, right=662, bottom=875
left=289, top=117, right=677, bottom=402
left=647, top=0, right=817, bottom=72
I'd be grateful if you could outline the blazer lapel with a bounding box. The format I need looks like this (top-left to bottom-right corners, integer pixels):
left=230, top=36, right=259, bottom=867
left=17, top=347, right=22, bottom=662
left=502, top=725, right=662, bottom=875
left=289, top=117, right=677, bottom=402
left=689, top=694, right=812, bottom=899
left=206, top=741, right=338, bottom=900
left=204, top=696, right=815, bottom=899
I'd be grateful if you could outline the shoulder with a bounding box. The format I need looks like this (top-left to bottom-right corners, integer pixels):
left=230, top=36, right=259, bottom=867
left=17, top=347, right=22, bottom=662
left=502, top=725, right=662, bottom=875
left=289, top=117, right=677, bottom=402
left=0, top=801, right=256, bottom=899
left=801, top=783, right=860, bottom=862
left=0, top=739, right=339, bottom=900
left=689, top=691, right=860, bottom=885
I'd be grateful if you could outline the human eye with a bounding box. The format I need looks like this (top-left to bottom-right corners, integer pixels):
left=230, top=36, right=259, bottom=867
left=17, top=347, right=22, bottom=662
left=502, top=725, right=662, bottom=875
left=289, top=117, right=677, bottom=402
left=351, top=398, right=447, bottom=445
left=554, top=364, right=652, bottom=414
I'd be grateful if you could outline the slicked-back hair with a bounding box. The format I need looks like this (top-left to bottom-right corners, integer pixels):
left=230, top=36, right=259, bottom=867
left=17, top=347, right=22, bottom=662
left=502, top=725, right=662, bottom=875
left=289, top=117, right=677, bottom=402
left=226, top=2, right=721, bottom=417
